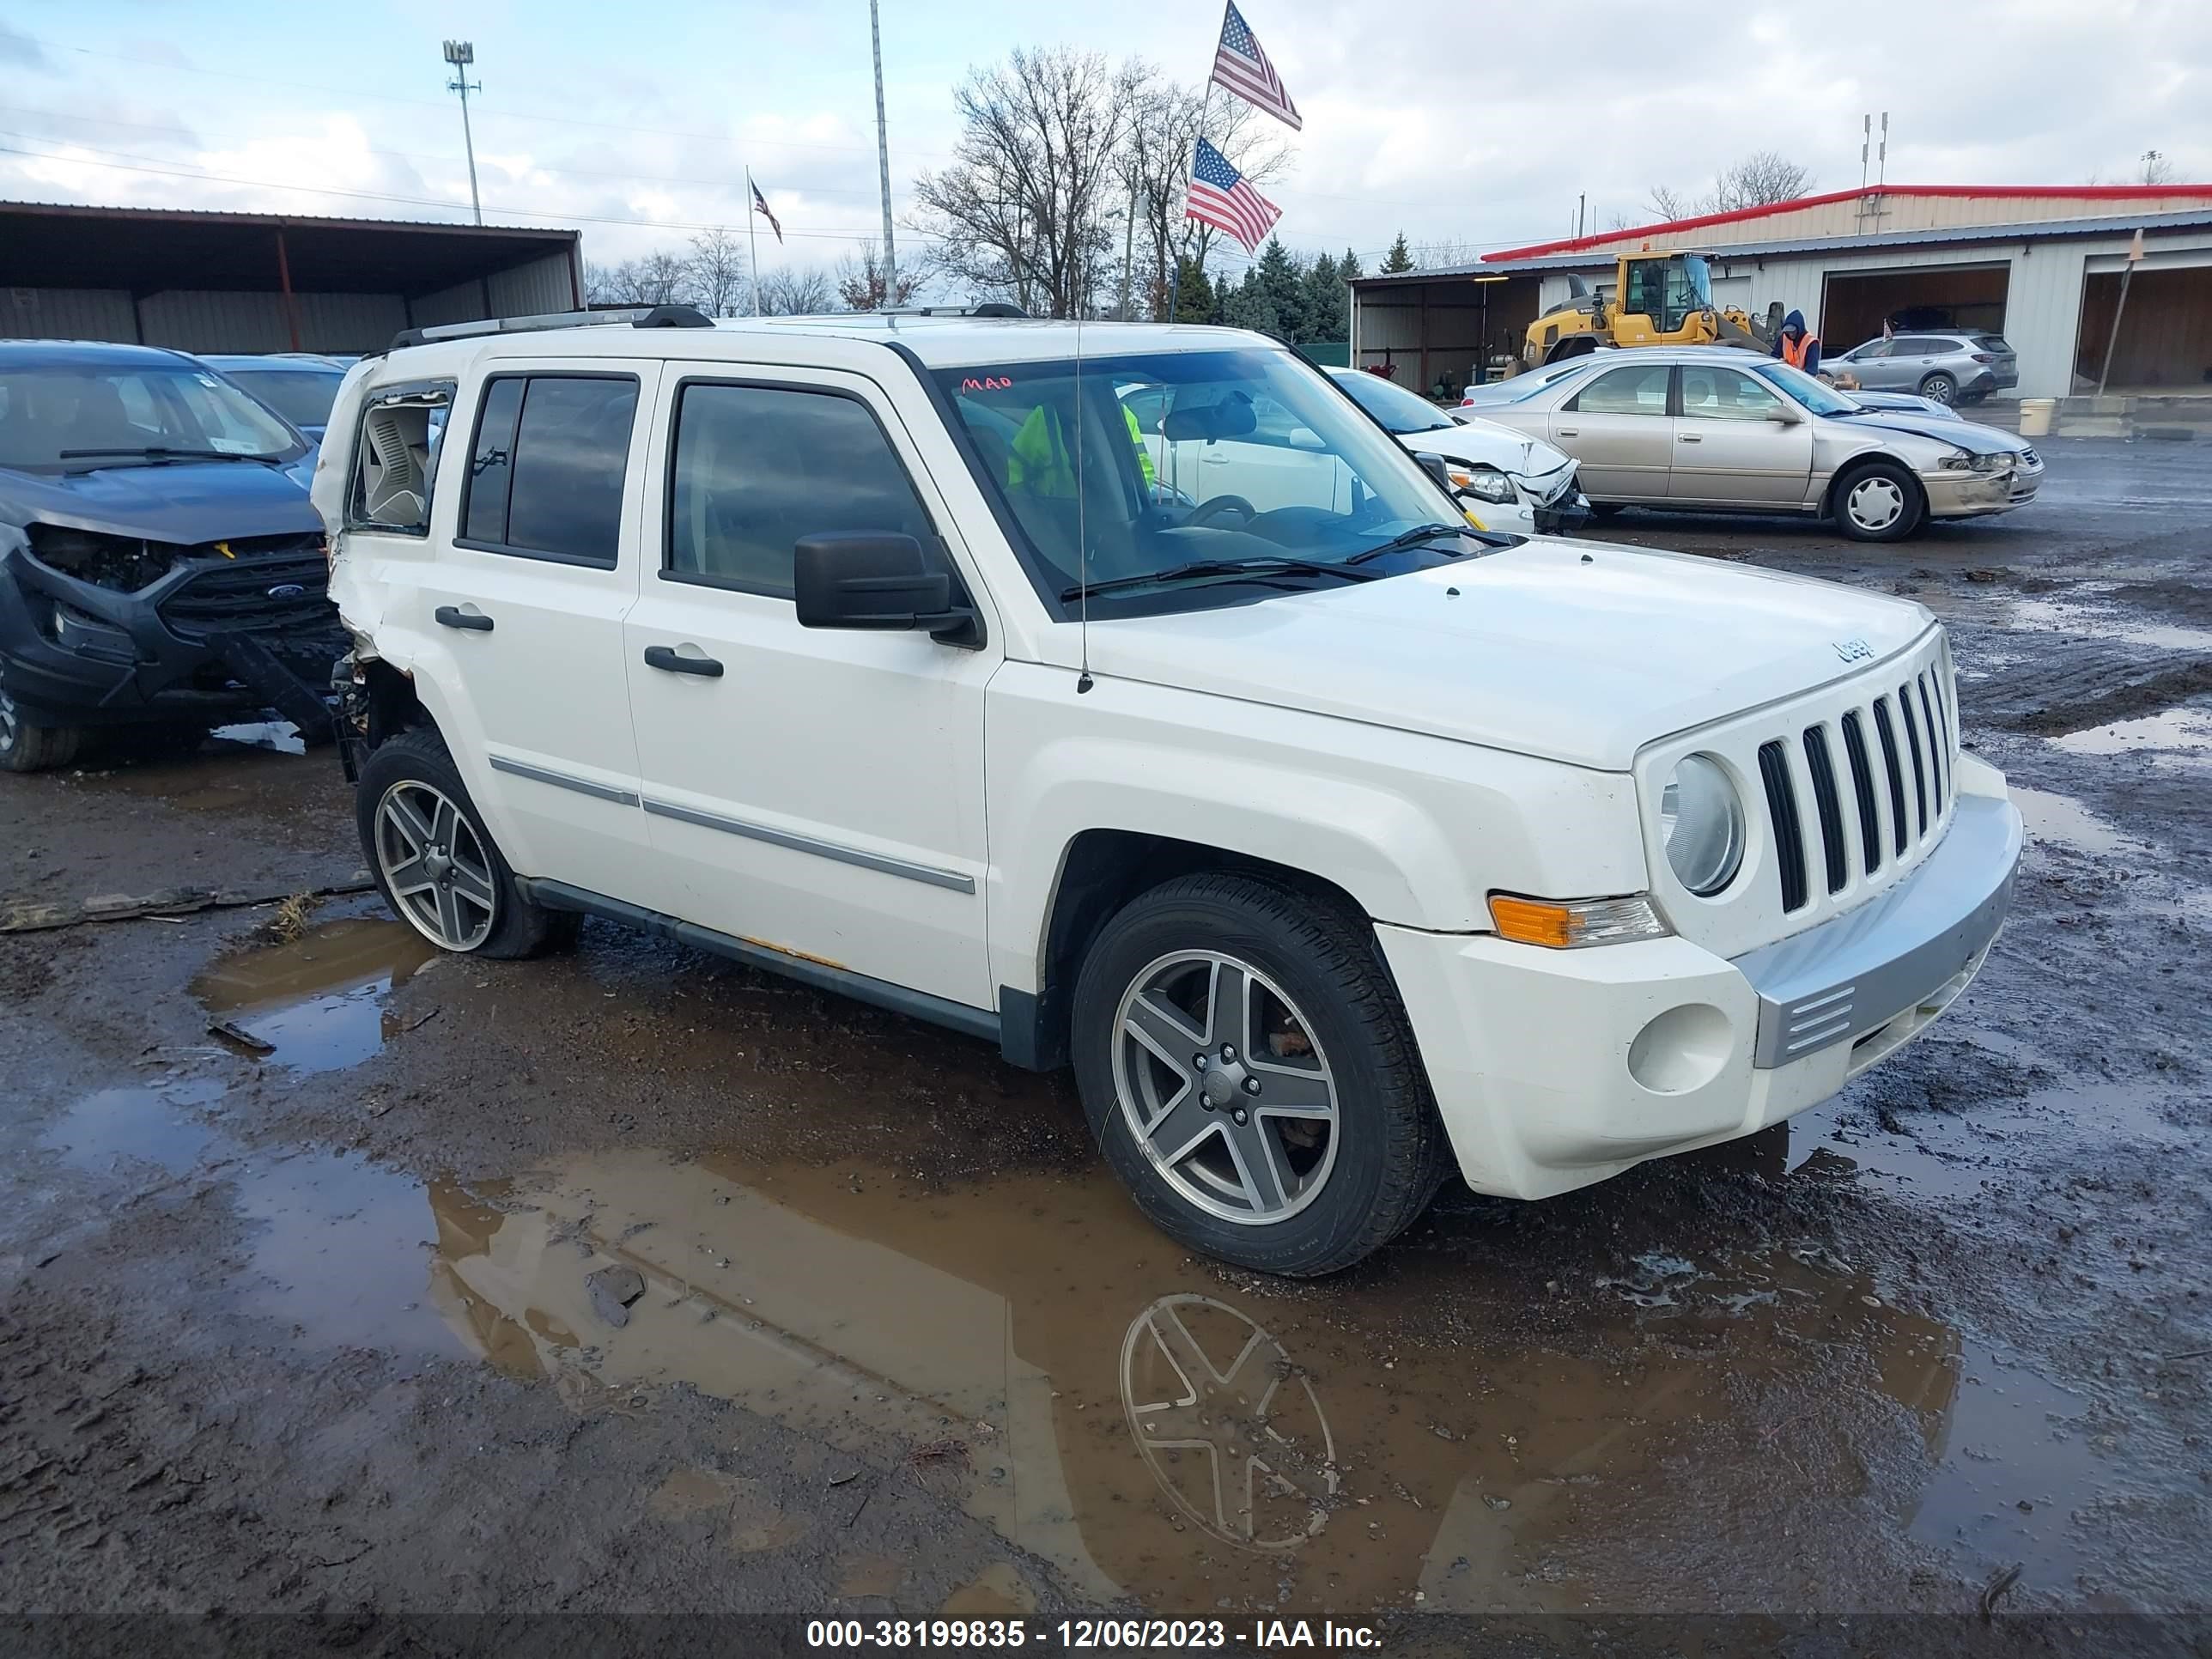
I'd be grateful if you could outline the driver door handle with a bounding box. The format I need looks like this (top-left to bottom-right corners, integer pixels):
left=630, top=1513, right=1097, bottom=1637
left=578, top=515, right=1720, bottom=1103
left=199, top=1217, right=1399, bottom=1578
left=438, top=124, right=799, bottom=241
left=642, top=645, right=723, bottom=678
left=1677, top=433, right=1703, bottom=443
left=434, top=605, right=493, bottom=632
left=1555, top=427, right=1579, bottom=437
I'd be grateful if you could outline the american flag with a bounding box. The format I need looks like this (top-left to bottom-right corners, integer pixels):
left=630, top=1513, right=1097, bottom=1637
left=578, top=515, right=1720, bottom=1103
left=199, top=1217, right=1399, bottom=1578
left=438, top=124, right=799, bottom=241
left=1210, top=2, right=1301, bottom=131
left=750, top=178, right=783, bottom=245
left=1185, top=137, right=1281, bottom=253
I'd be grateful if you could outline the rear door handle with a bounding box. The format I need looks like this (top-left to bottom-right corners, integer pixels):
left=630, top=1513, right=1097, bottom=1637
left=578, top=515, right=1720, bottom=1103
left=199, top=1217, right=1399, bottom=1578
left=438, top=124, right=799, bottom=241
left=434, top=605, right=493, bottom=632
left=1677, top=433, right=1703, bottom=443
left=642, top=645, right=724, bottom=678
left=1555, top=427, right=1579, bottom=437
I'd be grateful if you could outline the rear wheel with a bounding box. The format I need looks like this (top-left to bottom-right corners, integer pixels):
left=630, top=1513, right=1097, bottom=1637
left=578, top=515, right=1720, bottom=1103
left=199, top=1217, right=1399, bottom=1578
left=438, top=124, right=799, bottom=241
left=1832, top=458, right=1926, bottom=543
left=356, top=728, right=575, bottom=959
left=1071, top=872, right=1449, bottom=1276
left=0, top=690, right=82, bottom=773
left=1917, top=372, right=1958, bottom=406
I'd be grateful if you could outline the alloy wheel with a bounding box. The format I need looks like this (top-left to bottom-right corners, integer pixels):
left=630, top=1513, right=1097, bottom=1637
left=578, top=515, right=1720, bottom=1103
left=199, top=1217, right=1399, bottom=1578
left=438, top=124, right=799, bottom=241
left=1111, top=951, right=1340, bottom=1225
left=0, top=690, right=17, bottom=755
left=374, top=779, right=497, bottom=951
left=1847, top=476, right=1906, bottom=534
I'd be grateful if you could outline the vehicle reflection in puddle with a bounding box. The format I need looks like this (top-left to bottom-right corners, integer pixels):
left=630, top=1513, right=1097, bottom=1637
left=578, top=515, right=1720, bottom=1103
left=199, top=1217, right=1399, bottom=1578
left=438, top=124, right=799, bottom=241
left=414, top=1149, right=1989, bottom=1613
left=2050, top=704, right=2212, bottom=762
left=191, top=917, right=438, bottom=1073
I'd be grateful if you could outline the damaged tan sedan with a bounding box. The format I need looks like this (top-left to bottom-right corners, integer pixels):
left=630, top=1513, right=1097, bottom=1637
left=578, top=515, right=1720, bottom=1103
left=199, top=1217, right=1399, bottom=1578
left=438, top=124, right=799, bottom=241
left=1462, top=346, right=2042, bottom=542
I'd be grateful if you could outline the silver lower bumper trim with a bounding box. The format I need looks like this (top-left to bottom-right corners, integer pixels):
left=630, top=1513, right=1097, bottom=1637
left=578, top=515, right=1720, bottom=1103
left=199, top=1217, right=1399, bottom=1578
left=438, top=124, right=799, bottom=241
left=1733, top=792, right=2024, bottom=1068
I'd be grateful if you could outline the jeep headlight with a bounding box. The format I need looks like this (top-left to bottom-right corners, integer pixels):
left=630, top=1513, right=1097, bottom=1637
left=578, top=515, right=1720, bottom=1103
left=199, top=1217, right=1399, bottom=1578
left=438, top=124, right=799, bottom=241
left=1659, top=754, right=1745, bottom=896
left=1447, top=463, right=1517, bottom=505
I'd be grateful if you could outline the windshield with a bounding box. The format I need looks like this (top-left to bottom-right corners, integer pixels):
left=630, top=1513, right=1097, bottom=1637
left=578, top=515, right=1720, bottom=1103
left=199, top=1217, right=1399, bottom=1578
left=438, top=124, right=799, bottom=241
left=222, top=367, right=344, bottom=431
left=1330, top=370, right=1452, bottom=434
left=0, top=363, right=303, bottom=471
left=1745, top=359, right=1861, bottom=416
left=1682, top=254, right=1714, bottom=308
left=937, top=346, right=1479, bottom=614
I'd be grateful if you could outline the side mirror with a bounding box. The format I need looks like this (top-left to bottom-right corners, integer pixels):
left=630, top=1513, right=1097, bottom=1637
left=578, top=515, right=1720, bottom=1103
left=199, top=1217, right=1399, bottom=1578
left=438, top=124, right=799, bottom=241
left=1413, top=452, right=1455, bottom=493
left=1285, top=426, right=1325, bottom=451
left=1767, top=408, right=1805, bottom=425
left=793, top=532, right=980, bottom=647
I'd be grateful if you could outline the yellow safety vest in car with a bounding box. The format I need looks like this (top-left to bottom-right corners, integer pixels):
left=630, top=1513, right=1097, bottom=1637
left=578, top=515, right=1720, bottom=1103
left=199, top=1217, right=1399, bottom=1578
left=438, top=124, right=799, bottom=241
left=1007, top=404, right=1155, bottom=496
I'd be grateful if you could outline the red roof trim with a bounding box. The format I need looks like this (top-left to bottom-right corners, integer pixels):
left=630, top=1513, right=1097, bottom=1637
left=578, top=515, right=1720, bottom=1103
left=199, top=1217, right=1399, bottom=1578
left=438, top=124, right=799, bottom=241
left=1483, top=183, right=2212, bottom=263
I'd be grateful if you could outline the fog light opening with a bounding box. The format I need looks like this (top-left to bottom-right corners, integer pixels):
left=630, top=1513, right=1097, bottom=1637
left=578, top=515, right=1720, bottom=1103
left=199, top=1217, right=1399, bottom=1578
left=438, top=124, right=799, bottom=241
left=1627, top=1003, right=1733, bottom=1095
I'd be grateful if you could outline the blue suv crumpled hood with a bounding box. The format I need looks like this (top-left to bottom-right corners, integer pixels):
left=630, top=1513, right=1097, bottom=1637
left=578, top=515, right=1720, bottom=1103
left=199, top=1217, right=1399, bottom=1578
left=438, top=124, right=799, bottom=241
left=0, top=458, right=320, bottom=545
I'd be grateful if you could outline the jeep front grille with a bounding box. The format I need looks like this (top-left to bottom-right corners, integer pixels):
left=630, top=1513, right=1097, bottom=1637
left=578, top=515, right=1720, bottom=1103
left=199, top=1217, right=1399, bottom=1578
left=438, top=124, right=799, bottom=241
left=1760, top=659, right=1957, bottom=915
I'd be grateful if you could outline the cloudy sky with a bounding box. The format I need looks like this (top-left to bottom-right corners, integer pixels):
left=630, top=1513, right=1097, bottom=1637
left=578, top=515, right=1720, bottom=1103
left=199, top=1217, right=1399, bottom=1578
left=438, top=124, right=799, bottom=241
left=2, top=0, right=2207, bottom=286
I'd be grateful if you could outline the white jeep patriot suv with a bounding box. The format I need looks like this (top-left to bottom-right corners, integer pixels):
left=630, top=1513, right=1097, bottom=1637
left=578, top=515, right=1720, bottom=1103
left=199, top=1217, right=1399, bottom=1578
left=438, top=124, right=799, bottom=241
left=314, top=306, right=2023, bottom=1276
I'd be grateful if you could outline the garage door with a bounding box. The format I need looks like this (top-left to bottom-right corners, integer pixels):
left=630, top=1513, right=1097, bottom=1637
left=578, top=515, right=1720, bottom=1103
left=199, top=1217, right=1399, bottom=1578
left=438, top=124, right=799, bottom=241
left=1820, top=264, right=2010, bottom=356
left=2076, top=264, right=2212, bottom=391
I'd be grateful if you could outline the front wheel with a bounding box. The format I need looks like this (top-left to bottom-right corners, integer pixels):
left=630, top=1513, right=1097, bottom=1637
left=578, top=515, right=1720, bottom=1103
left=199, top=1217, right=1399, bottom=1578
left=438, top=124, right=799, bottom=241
left=355, top=728, right=576, bottom=959
left=0, top=689, right=82, bottom=773
left=1832, top=459, right=1926, bottom=543
left=1071, top=872, right=1449, bottom=1276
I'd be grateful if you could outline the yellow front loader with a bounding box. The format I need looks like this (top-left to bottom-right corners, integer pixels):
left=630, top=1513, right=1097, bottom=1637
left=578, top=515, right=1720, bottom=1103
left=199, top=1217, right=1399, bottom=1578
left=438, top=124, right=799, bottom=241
left=1523, top=251, right=1778, bottom=368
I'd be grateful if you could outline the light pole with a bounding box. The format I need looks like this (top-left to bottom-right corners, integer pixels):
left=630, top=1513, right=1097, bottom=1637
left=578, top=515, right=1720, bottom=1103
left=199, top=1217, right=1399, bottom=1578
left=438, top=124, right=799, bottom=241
left=868, top=0, right=897, bottom=301
left=443, top=40, right=483, bottom=226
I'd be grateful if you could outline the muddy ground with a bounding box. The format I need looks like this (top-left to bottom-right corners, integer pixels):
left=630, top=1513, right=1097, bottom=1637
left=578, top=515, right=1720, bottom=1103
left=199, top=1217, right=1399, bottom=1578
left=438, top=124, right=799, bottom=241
left=2, top=436, right=2208, bottom=1655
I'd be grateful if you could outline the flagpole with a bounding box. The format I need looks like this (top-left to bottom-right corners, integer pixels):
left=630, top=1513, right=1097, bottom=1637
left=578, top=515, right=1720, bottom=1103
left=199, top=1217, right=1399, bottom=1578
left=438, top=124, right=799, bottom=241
left=746, top=167, right=762, bottom=317
left=1167, top=83, right=1218, bottom=325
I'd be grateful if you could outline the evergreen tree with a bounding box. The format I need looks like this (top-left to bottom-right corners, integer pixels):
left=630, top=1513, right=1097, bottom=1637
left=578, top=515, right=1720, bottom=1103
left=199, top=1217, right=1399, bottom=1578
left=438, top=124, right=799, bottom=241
left=1252, top=239, right=1304, bottom=342
left=1340, top=247, right=1363, bottom=281
left=1381, top=233, right=1413, bottom=273
left=1170, top=255, right=1215, bottom=325
left=1223, top=265, right=1279, bottom=337
left=1299, top=252, right=1343, bottom=344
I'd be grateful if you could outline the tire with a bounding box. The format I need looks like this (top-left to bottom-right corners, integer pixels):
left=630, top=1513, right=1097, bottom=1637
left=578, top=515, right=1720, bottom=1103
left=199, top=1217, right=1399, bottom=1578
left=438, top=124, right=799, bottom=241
left=1917, top=372, right=1958, bottom=406
left=1832, top=458, right=1925, bottom=543
left=355, top=727, right=575, bottom=960
left=1071, top=871, right=1450, bottom=1276
left=0, top=689, right=83, bottom=774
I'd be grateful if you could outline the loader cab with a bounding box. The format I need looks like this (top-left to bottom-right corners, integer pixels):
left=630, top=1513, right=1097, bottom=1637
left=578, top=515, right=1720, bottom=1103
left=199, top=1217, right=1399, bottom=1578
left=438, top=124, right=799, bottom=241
left=1615, top=253, right=1714, bottom=342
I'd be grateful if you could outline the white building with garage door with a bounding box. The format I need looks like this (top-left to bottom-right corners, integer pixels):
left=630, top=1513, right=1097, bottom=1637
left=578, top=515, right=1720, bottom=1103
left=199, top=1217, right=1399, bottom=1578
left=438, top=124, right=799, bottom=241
left=1351, top=185, right=2212, bottom=404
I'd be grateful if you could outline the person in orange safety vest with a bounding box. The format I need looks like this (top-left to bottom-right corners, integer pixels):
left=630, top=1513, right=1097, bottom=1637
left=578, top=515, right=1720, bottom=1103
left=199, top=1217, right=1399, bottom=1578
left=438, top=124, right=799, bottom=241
left=1771, top=308, right=1821, bottom=376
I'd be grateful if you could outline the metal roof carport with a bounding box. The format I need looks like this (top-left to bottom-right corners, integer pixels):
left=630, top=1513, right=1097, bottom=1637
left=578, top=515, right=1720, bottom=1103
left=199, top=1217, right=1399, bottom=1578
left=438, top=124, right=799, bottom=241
left=0, top=202, right=583, bottom=355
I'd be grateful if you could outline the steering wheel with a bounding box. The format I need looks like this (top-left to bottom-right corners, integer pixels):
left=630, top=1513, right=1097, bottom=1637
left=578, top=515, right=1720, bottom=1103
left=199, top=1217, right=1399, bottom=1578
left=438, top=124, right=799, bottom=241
left=1188, top=494, right=1257, bottom=528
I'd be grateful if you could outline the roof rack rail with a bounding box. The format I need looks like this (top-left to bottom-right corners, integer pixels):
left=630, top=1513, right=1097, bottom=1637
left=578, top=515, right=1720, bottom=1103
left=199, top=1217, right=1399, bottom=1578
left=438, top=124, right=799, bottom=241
left=387, top=305, right=714, bottom=351
left=878, top=302, right=1029, bottom=319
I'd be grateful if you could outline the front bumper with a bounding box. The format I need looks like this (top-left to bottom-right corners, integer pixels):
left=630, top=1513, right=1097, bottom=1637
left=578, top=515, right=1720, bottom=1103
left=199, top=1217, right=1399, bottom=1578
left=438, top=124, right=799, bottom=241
left=1377, top=768, right=2022, bottom=1200
left=0, top=541, right=341, bottom=728
left=1925, top=454, right=2043, bottom=519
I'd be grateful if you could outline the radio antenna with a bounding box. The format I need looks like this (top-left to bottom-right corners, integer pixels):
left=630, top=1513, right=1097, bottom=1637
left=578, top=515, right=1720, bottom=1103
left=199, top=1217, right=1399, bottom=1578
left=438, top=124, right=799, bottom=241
left=1074, top=306, right=1093, bottom=694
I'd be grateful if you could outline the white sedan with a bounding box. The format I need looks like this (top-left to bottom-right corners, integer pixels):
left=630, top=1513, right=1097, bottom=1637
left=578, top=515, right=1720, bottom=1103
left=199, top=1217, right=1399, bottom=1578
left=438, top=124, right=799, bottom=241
left=1328, top=368, right=1588, bottom=536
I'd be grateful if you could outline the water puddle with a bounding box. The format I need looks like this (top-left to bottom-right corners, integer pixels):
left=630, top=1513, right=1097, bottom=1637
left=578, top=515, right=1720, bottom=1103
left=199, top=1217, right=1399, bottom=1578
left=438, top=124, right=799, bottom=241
left=2050, top=704, right=2212, bottom=762
left=191, top=917, right=438, bottom=1073
left=39, top=1079, right=229, bottom=1175
left=2009, top=786, right=2142, bottom=856
left=2004, top=596, right=2212, bottom=654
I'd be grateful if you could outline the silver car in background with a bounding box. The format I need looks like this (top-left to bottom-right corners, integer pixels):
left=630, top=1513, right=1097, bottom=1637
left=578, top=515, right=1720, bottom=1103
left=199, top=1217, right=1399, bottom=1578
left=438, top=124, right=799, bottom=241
left=1468, top=346, right=2042, bottom=542
left=1824, top=331, right=2019, bottom=406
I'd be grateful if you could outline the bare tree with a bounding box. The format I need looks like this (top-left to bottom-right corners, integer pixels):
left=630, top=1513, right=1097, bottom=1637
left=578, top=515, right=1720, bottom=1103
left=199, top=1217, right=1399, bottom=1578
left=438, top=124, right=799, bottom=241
left=686, top=228, right=750, bottom=317
left=912, top=46, right=1136, bottom=318
left=582, top=261, right=623, bottom=306
left=1646, top=152, right=1813, bottom=223
left=2141, top=149, right=2176, bottom=185
left=836, top=239, right=920, bottom=311
left=755, top=265, right=835, bottom=316
left=1116, top=67, right=1290, bottom=319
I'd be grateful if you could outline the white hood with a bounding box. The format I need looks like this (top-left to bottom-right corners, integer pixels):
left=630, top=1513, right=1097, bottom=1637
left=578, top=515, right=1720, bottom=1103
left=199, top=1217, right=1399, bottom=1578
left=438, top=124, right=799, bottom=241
left=1081, top=541, right=1936, bottom=770
left=1398, top=416, right=1573, bottom=481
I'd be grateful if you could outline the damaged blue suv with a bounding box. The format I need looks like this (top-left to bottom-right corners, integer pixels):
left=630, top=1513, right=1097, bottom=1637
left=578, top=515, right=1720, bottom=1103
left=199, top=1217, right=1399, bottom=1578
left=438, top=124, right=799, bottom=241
left=0, top=339, right=340, bottom=771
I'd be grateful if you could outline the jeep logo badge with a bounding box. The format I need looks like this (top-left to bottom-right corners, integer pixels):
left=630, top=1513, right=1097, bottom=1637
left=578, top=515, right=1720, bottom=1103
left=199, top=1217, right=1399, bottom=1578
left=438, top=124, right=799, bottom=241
left=1832, top=636, right=1873, bottom=663
left=266, top=583, right=306, bottom=599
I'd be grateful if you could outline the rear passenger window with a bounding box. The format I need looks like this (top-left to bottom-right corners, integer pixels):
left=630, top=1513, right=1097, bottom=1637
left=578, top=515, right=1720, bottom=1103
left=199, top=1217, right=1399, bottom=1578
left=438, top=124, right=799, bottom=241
left=461, top=374, right=637, bottom=566
left=347, top=384, right=454, bottom=536
left=665, top=383, right=934, bottom=599
left=1571, top=362, right=1672, bottom=416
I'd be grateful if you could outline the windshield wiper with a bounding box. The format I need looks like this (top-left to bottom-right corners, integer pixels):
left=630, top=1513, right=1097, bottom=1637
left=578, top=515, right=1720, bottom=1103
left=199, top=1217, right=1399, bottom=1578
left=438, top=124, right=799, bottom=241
left=1060, top=556, right=1379, bottom=603
left=59, top=446, right=282, bottom=465
left=1345, top=521, right=1471, bottom=564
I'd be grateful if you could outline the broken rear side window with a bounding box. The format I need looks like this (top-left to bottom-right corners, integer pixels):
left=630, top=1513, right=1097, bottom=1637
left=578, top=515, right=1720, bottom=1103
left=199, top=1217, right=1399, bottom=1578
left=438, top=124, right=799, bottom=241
left=346, top=383, right=454, bottom=537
